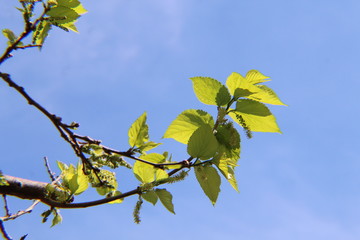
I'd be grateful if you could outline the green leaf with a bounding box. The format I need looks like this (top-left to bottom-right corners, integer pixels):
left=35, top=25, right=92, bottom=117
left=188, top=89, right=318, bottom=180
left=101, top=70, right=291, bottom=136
left=138, top=141, right=162, bottom=152
left=46, top=0, right=87, bottom=33
left=128, top=112, right=149, bottom=148
left=190, top=77, right=231, bottom=106
left=226, top=72, right=259, bottom=99
left=215, top=122, right=241, bottom=159
left=51, top=210, right=62, bottom=227
left=133, top=161, right=154, bottom=183
left=163, top=109, right=214, bottom=144
left=142, top=190, right=158, bottom=205
left=187, top=124, right=218, bottom=160
left=133, top=153, right=167, bottom=183
left=2, top=29, right=17, bottom=45
left=226, top=72, right=286, bottom=105
left=229, top=99, right=281, bottom=133
left=32, top=21, right=51, bottom=45
left=73, top=164, right=88, bottom=195
left=249, top=84, right=287, bottom=106
left=195, top=164, right=221, bottom=205
left=155, top=189, right=175, bottom=214
left=213, top=151, right=239, bottom=192
left=245, top=69, right=270, bottom=84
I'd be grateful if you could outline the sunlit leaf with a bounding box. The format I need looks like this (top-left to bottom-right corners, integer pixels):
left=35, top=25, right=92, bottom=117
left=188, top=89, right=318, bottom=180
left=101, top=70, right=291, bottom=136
left=128, top=112, right=149, bottom=148
left=2, top=29, right=17, bottom=45
left=163, top=109, right=214, bottom=144
left=32, top=21, right=51, bottom=45
left=187, top=124, right=218, bottom=160
left=245, top=69, right=270, bottom=84
left=229, top=99, right=281, bottom=133
left=190, top=77, right=231, bottom=106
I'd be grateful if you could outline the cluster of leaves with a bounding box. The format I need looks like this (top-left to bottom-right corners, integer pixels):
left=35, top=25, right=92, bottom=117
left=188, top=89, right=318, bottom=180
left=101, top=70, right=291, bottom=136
left=2, top=0, right=87, bottom=49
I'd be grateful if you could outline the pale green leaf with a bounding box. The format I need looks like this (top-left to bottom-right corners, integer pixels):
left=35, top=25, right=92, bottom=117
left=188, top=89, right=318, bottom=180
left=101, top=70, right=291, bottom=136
left=142, top=190, right=158, bottom=205
left=163, top=109, right=214, bottom=144
left=73, top=164, right=88, bottom=195
left=138, top=141, right=162, bottom=152
left=195, top=164, right=221, bottom=205
left=57, top=0, right=87, bottom=14
left=229, top=99, right=281, bottom=133
left=141, top=153, right=168, bottom=181
left=226, top=72, right=259, bottom=99
left=190, top=77, right=231, bottom=106
left=213, top=154, right=239, bottom=192
left=2, top=29, right=17, bottom=45
left=249, top=85, right=287, bottom=106
left=128, top=112, right=149, bottom=148
left=133, top=161, right=154, bottom=183
left=155, top=189, right=175, bottom=214
left=245, top=70, right=270, bottom=84
left=187, top=124, right=218, bottom=160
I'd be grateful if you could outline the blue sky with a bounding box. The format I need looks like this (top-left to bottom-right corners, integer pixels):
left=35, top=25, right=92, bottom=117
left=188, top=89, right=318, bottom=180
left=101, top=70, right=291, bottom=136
left=1, top=0, right=360, bottom=239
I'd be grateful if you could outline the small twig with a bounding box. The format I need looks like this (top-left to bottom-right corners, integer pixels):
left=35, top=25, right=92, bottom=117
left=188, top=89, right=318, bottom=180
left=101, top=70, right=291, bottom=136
left=2, top=195, right=10, bottom=217
left=1, top=200, right=40, bottom=222
left=44, top=157, right=56, bottom=182
left=14, top=44, right=42, bottom=49
left=0, top=220, right=12, bottom=240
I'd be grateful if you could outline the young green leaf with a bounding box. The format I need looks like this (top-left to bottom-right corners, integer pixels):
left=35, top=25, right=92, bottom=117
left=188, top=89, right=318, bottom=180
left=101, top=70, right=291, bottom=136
left=245, top=70, right=270, bottom=84
left=213, top=152, right=239, bottom=192
left=163, top=109, right=214, bottom=144
left=226, top=72, right=286, bottom=105
left=32, top=21, right=51, bottom=45
left=249, top=84, right=287, bottom=106
left=128, top=112, right=149, bottom=148
left=138, top=141, right=162, bottom=152
left=155, top=189, right=175, bottom=214
left=51, top=210, right=62, bottom=227
left=142, top=190, right=158, bottom=205
left=190, top=77, right=231, bottom=106
left=226, top=72, right=259, bottom=99
left=2, top=29, right=17, bottom=45
left=73, top=163, right=88, bottom=195
left=229, top=99, right=281, bottom=133
left=215, top=122, right=241, bottom=159
left=187, top=124, right=218, bottom=160
left=133, top=153, right=167, bottom=183
left=195, top=164, right=221, bottom=205
left=46, top=0, right=87, bottom=33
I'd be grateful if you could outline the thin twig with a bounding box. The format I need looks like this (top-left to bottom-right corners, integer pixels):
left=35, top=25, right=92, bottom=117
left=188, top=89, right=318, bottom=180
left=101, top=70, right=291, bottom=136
left=2, top=195, right=10, bottom=217
left=14, top=44, right=42, bottom=49
left=0, top=220, right=12, bottom=240
left=0, top=200, right=40, bottom=222
left=44, top=157, right=56, bottom=182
